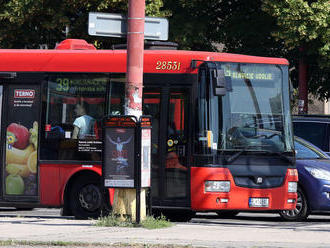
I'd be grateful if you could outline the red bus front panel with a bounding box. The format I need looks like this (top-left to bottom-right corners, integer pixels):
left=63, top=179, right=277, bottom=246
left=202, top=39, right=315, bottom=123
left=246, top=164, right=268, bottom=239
left=191, top=167, right=298, bottom=211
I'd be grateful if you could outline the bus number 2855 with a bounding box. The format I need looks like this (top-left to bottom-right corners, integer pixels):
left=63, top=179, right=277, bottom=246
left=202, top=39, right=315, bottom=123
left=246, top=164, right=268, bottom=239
left=156, top=61, right=181, bottom=71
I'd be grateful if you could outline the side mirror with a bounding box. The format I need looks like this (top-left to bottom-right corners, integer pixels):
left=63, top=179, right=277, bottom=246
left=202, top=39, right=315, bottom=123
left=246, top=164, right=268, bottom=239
left=212, top=69, right=231, bottom=96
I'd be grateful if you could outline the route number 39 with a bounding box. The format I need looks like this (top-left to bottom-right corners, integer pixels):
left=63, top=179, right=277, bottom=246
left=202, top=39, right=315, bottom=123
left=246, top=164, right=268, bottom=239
left=156, top=61, right=181, bottom=71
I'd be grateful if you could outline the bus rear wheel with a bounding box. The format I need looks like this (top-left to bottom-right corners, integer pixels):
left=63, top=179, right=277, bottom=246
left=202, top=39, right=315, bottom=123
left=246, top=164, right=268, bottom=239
left=69, top=175, right=110, bottom=219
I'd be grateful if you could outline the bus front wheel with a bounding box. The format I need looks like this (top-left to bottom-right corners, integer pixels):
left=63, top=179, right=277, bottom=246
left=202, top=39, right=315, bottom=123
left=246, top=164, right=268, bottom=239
left=69, top=175, right=110, bottom=219
left=279, top=187, right=309, bottom=221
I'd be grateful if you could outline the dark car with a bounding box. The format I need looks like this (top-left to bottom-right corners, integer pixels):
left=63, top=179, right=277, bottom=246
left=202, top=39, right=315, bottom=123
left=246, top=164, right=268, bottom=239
left=280, top=136, right=330, bottom=221
left=293, top=115, right=330, bottom=153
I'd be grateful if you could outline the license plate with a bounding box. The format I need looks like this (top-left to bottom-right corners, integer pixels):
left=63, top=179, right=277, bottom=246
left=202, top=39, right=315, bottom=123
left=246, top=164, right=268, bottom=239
left=249, top=198, right=269, bottom=208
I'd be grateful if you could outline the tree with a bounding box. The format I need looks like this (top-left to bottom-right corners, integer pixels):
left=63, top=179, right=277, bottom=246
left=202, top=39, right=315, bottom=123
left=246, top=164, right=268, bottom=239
left=162, top=0, right=216, bottom=51
left=262, top=0, right=329, bottom=68
left=0, top=0, right=165, bottom=49
left=262, top=0, right=329, bottom=108
left=163, top=0, right=329, bottom=101
left=1, top=0, right=329, bottom=100
left=163, top=0, right=287, bottom=56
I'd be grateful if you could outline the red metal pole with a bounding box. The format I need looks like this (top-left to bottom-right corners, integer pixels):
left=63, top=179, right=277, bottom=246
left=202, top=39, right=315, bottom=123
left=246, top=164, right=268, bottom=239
left=126, top=0, right=145, bottom=117
left=113, top=0, right=145, bottom=223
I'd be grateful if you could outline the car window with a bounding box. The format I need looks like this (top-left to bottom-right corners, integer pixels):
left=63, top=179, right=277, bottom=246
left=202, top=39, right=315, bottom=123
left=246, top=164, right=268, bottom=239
left=293, top=122, right=327, bottom=150
left=295, top=140, right=324, bottom=159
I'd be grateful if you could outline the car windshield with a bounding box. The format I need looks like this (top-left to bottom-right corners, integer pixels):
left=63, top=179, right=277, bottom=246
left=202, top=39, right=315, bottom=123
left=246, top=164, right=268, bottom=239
left=295, top=138, right=328, bottom=159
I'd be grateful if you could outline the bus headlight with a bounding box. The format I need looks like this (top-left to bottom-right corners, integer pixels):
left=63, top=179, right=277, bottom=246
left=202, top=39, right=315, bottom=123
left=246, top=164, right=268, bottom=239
left=205, top=181, right=230, bottom=192
left=288, top=182, right=297, bottom=193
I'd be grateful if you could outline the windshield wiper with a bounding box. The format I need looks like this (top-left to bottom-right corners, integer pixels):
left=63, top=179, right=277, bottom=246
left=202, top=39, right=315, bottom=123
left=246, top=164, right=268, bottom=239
left=221, top=149, right=294, bottom=165
left=222, top=150, right=246, bottom=164
left=259, top=151, right=294, bottom=164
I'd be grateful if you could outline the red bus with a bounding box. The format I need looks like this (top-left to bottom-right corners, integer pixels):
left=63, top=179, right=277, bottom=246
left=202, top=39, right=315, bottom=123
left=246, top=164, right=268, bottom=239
left=0, top=39, right=298, bottom=220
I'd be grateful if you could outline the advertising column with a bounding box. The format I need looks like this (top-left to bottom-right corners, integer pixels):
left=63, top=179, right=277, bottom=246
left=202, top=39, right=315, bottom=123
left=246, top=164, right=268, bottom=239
left=103, top=116, right=151, bottom=222
left=103, top=116, right=136, bottom=188
left=4, top=85, right=40, bottom=197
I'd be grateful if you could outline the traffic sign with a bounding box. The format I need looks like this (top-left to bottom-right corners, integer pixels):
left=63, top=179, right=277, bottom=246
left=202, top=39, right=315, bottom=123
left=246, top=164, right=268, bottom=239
left=88, top=12, right=168, bottom=41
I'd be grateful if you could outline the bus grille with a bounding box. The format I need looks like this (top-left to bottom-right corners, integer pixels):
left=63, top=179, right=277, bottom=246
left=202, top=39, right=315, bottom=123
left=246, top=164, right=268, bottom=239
left=233, top=176, right=284, bottom=189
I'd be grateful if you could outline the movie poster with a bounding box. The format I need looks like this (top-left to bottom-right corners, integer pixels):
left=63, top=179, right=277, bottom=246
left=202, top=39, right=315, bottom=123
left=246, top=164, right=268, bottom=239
left=4, top=85, right=40, bottom=196
left=103, top=127, right=135, bottom=188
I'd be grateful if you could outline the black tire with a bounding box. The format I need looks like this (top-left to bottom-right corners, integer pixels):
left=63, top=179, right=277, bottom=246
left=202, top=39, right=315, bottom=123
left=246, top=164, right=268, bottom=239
left=60, top=206, right=72, bottom=217
left=216, top=210, right=239, bottom=218
left=69, top=175, right=110, bottom=219
left=279, top=187, right=309, bottom=221
left=160, top=209, right=196, bottom=222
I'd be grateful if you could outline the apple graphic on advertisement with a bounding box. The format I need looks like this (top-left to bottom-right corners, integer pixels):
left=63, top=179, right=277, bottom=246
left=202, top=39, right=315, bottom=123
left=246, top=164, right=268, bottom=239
left=7, top=123, right=30, bottom=149
left=5, top=174, right=25, bottom=195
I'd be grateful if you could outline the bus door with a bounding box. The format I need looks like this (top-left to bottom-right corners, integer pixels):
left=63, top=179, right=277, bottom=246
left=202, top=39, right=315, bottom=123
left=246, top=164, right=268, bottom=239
left=1, top=76, right=41, bottom=202
left=143, top=87, right=190, bottom=207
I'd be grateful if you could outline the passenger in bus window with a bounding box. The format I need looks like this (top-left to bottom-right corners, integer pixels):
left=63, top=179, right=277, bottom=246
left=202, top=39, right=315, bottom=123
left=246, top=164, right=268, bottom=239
left=72, top=102, right=95, bottom=139
left=166, top=152, right=187, bottom=171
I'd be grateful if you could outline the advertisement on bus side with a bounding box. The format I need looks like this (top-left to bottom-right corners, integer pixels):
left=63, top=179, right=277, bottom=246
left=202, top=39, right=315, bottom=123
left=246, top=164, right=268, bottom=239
left=4, top=85, right=39, bottom=196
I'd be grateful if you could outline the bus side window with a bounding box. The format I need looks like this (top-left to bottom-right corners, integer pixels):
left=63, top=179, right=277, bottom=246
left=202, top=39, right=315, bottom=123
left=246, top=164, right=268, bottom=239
left=41, top=73, right=110, bottom=161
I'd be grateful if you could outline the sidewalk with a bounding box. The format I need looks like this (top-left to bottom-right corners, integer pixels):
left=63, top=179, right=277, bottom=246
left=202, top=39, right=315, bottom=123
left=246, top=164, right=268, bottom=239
left=0, top=215, right=330, bottom=248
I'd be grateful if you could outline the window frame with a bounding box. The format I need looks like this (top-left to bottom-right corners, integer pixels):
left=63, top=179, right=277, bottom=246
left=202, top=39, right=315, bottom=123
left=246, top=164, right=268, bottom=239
left=39, top=72, right=126, bottom=163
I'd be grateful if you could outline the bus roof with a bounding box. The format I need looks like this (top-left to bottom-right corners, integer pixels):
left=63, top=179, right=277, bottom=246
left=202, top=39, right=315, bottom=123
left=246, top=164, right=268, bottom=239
left=0, top=46, right=289, bottom=74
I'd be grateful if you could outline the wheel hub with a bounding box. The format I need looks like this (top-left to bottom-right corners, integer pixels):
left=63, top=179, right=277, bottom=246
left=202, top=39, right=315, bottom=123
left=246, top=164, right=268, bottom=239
left=78, top=184, right=102, bottom=212
left=281, top=191, right=303, bottom=217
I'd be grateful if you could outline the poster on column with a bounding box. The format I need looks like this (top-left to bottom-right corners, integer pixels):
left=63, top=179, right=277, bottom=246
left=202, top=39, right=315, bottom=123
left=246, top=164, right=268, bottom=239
left=103, top=127, right=135, bottom=188
left=5, top=85, right=40, bottom=196
left=141, top=128, right=151, bottom=187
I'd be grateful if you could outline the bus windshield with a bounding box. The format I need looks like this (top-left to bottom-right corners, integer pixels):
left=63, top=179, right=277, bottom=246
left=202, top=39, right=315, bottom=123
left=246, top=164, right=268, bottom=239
left=196, top=62, right=294, bottom=155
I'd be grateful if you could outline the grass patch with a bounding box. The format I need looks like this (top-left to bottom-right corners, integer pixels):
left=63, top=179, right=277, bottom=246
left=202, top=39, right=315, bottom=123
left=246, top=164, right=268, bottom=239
left=95, top=214, right=173, bottom=229
left=140, top=215, right=173, bottom=229
left=95, top=213, right=135, bottom=227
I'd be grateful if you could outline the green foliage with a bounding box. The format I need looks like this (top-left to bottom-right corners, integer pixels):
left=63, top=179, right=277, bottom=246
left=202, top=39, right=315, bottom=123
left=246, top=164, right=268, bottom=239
left=262, top=0, right=330, bottom=100
left=0, top=0, right=328, bottom=99
left=146, top=0, right=168, bottom=17
left=95, top=213, right=135, bottom=227
left=163, top=0, right=289, bottom=55
left=0, top=0, right=165, bottom=49
left=162, top=0, right=329, bottom=99
left=262, top=0, right=330, bottom=68
left=162, top=0, right=217, bottom=51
